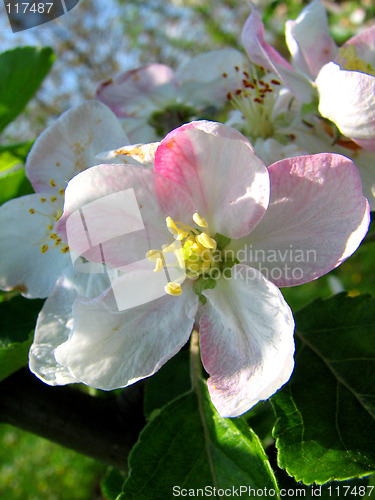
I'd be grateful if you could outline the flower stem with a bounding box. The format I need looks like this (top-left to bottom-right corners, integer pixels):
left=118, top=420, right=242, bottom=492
left=190, top=329, right=202, bottom=391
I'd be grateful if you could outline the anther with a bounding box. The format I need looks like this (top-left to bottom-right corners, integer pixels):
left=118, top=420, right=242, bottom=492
left=146, top=249, right=161, bottom=262
left=154, top=258, right=164, bottom=272
left=166, top=217, right=179, bottom=236
left=192, top=213, right=208, bottom=228
left=197, top=233, right=216, bottom=250
left=50, top=178, right=56, bottom=188
left=58, top=189, right=65, bottom=196
left=164, top=282, right=182, bottom=296
left=29, top=208, right=35, bottom=214
left=60, top=245, right=70, bottom=254
left=40, top=244, right=49, bottom=254
left=40, top=198, right=46, bottom=203
left=50, top=196, right=57, bottom=202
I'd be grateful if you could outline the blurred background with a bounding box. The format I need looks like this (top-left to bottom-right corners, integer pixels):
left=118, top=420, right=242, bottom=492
left=0, top=0, right=374, bottom=498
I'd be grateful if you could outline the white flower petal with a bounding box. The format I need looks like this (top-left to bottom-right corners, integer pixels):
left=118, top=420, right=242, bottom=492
left=26, top=101, right=129, bottom=193
left=54, top=282, right=198, bottom=390
left=96, top=64, right=178, bottom=117
left=0, top=194, right=70, bottom=298
left=199, top=265, right=295, bottom=418
left=177, top=49, right=247, bottom=106
left=285, top=0, right=337, bottom=78
left=57, top=164, right=195, bottom=270
left=29, top=268, right=110, bottom=385
left=316, top=62, right=375, bottom=148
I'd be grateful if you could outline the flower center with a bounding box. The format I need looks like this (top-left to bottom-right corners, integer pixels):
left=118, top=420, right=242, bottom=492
left=337, top=45, right=375, bottom=76
left=146, top=213, right=219, bottom=296
left=224, top=64, right=281, bottom=140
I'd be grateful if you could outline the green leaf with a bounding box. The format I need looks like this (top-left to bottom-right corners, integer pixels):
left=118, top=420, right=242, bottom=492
left=121, top=379, right=279, bottom=499
left=101, top=468, right=126, bottom=500
left=0, top=47, right=54, bottom=133
left=0, top=334, right=33, bottom=383
left=0, top=294, right=44, bottom=381
left=271, top=293, right=375, bottom=484
left=0, top=142, right=34, bottom=206
left=143, top=349, right=191, bottom=419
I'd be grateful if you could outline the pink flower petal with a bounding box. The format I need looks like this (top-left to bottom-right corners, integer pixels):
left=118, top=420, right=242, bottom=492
left=344, top=25, right=375, bottom=68
left=229, top=153, right=370, bottom=287
left=241, top=7, right=313, bottom=102
left=199, top=265, right=295, bottom=418
left=154, top=121, right=269, bottom=238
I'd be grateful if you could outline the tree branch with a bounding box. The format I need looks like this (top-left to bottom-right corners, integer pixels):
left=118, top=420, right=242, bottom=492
left=0, top=368, right=145, bottom=471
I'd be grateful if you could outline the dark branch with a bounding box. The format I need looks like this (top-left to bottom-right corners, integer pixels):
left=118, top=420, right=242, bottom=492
left=0, top=368, right=145, bottom=470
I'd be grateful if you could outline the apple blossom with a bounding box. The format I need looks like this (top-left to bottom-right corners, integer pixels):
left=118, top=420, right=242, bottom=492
left=96, top=49, right=247, bottom=142
left=242, top=0, right=375, bottom=151
left=31, top=121, right=370, bottom=418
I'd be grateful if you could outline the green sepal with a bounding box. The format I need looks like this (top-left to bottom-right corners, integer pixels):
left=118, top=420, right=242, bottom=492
left=193, top=275, right=217, bottom=304
left=213, top=232, right=231, bottom=250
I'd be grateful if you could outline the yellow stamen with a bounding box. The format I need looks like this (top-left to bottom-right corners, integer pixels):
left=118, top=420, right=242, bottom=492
left=54, top=238, right=62, bottom=246
left=162, top=242, right=177, bottom=253
left=154, top=258, right=164, bottom=273
left=50, top=178, right=56, bottom=188
left=197, top=233, right=217, bottom=250
left=29, top=208, right=35, bottom=214
left=50, top=196, right=57, bottom=202
left=49, top=233, right=58, bottom=240
left=176, top=229, right=188, bottom=241
left=192, top=213, right=208, bottom=228
left=60, top=245, right=70, bottom=254
left=146, top=249, right=161, bottom=262
left=166, top=216, right=179, bottom=236
left=58, top=189, right=65, bottom=196
left=47, top=224, right=53, bottom=230
left=164, top=282, right=182, bottom=296
left=40, top=198, right=46, bottom=203
left=40, top=244, right=49, bottom=254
